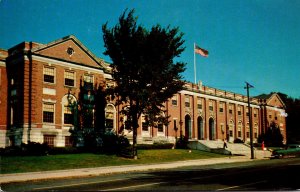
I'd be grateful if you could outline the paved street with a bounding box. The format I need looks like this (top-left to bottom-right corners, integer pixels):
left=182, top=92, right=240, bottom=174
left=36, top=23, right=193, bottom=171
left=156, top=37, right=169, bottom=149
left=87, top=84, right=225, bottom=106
left=2, top=157, right=300, bottom=191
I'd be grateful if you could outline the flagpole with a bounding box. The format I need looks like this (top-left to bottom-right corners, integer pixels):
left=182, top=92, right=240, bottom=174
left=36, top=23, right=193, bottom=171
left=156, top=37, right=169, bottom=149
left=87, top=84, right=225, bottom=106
left=194, top=42, right=196, bottom=84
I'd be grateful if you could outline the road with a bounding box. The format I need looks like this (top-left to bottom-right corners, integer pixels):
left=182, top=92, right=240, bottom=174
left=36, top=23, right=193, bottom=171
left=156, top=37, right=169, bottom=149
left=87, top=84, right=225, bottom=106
left=2, top=158, right=300, bottom=191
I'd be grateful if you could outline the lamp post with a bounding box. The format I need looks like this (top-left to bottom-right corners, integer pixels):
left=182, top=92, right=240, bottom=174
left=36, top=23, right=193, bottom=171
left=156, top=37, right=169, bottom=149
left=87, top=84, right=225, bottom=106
left=179, top=120, right=183, bottom=138
left=245, top=82, right=254, bottom=159
left=174, top=120, right=178, bottom=141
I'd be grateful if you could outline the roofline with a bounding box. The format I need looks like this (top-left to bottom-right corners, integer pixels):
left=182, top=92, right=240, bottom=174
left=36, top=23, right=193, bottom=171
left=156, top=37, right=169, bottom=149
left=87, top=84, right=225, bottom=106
left=267, top=93, right=286, bottom=108
left=31, top=35, right=108, bottom=70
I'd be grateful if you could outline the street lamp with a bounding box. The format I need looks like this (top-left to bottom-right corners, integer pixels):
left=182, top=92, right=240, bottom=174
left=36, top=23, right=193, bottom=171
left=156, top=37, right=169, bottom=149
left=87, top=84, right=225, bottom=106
left=174, top=120, right=178, bottom=141
left=179, top=120, right=183, bottom=138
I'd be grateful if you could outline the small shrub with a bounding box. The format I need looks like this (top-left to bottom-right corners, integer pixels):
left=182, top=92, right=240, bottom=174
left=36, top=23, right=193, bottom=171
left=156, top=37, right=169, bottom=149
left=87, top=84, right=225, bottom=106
left=137, top=143, right=174, bottom=150
left=0, top=146, right=22, bottom=156
left=233, top=138, right=244, bottom=143
left=48, top=147, right=79, bottom=155
left=22, top=142, right=49, bottom=156
left=1, top=142, right=49, bottom=156
left=176, top=136, right=189, bottom=149
left=100, top=133, right=130, bottom=155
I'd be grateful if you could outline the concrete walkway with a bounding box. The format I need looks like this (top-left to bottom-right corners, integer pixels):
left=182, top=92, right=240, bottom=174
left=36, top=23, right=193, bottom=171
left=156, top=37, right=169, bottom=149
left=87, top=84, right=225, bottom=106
left=0, top=155, right=269, bottom=184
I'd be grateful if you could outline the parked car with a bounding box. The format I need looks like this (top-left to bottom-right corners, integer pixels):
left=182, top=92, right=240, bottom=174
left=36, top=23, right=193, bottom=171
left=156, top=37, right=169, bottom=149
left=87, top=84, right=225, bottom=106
left=271, top=144, right=300, bottom=159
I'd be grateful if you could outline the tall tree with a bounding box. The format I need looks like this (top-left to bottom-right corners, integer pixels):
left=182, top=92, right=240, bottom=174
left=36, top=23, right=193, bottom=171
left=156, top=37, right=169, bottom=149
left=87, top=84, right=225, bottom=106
left=277, top=93, right=300, bottom=143
left=102, top=9, right=186, bottom=159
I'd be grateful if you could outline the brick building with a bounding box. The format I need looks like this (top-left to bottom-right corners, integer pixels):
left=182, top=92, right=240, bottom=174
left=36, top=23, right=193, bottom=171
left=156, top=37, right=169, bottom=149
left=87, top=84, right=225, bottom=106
left=0, top=35, right=287, bottom=148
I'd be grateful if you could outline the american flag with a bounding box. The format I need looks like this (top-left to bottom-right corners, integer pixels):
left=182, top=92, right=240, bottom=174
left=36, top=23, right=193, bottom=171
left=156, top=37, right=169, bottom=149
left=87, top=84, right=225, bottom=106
left=194, top=45, right=209, bottom=57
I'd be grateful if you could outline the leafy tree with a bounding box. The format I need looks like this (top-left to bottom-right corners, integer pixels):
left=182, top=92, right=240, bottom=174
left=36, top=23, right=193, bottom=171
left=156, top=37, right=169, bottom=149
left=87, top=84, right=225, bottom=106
left=258, top=121, right=284, bottom=147
left=68, top=80, right=107, bottom=151
left=277, top=93, right=300, bottom=144
left=102, top=9, right=186, bottom=159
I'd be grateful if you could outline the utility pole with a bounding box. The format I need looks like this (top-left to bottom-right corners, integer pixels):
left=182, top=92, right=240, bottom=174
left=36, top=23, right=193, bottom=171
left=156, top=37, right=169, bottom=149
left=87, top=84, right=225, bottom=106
left=245, top=82, right=254, bottom=159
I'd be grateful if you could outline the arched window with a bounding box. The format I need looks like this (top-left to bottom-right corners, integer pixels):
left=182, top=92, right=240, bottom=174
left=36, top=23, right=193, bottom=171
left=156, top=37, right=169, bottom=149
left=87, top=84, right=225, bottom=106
left=209, top=118, right=215, bottom=140
left=185, top=114, right=192, bottom=139
left=238, top=121, right=243, bottom=138
left=197, top=116, right=204, bottom=140
left=62, top=94, right=77, bottom=126
left=105, top=104, right=116, bottom=132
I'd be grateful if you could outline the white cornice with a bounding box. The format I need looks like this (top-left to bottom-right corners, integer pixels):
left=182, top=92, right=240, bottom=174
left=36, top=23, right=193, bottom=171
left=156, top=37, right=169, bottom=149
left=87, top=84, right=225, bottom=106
left=28, top=55, right=105, bottom=75
left=266, top=105, right=285, bottom=111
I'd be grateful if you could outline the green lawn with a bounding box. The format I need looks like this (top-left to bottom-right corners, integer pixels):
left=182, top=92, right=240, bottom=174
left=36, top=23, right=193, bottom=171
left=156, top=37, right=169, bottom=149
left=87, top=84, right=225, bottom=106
left=1, top=149, right=227, bottom=174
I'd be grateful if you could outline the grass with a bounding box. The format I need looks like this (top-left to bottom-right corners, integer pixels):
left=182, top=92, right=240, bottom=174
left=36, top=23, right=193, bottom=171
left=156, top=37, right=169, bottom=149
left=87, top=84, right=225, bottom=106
left=0, top=149, right=227, bottom=174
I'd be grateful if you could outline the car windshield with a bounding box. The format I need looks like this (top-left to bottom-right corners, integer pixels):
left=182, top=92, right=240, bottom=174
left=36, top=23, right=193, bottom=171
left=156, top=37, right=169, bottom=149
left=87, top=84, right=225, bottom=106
left=287, top=144, right=300, bottom=148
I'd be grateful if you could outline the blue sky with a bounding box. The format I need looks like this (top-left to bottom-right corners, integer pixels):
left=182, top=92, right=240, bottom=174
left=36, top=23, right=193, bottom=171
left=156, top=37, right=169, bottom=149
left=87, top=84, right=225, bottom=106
left=1, top=0, right=299, bottom=98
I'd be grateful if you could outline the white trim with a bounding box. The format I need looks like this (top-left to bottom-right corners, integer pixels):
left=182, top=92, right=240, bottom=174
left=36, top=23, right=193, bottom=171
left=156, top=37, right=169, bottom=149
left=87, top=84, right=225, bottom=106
left=105, top=103, right=117, bottom=132
left=266, top=106, right=287, bottom=117
left=43, top=88, right=56, bottom=95
left=266, top=105, right=285, bottom=111
left=42, top=99, right=56, bottom=103
left=104, top=73, right=113, bottom=80
left=62, top=94, right=77, bottom=127
left=0, top=61, right=5, bottom=67
left=28, top=55, right=105, bottom=75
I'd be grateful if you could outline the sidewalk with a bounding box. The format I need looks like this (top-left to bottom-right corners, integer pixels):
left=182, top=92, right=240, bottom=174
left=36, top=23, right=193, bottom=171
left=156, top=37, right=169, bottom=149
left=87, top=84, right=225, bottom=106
left=0, top=156, right=267, bottom=184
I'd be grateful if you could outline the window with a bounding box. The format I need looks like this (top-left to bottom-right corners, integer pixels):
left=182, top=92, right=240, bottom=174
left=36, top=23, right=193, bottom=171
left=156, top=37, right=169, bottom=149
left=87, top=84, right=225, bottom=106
left=43, top=103, right=54, bottom=123
left=229, top=105, right=233, bottom=114
left=64, top=106, right=73, bottom=124
left=171, top=95, right=178, bottom=106
left=65, top=136, right=73, bottom=147
left=246, top=108, right=249, bottom=116
left=209, top=101, right=213, bottom=111
left=44, top=135, right=55, bottom=147
left=238, top=106, right=241, bottom=115
left=238, top=131, right=242, bottom=137
left=197, top=98, right=202, bottom=109
left=142, top=115, right=149, bottom=131
left=238, top=122, right=242, bottom=137
left=105, top=105, right=115, bottom=131
left=84, top=74, right=93, bottom=89
left=44, top=66, right=55, bottom=83
left=67, top=47, right=74, bottom=56
left=64, top=71, right=75, bottom=87
left=185, top=96, right=190, bottom=108
left=219, top=103, right=224, bottom=113
left=254, top=126, right=258, bottom=138
left=158, top=123, right=164, bottom=132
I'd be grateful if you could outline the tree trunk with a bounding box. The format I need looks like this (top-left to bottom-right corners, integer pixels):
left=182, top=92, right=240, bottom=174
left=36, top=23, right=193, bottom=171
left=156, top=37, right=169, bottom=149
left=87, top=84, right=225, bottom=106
left=132, top=112, right=138, bottom=159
